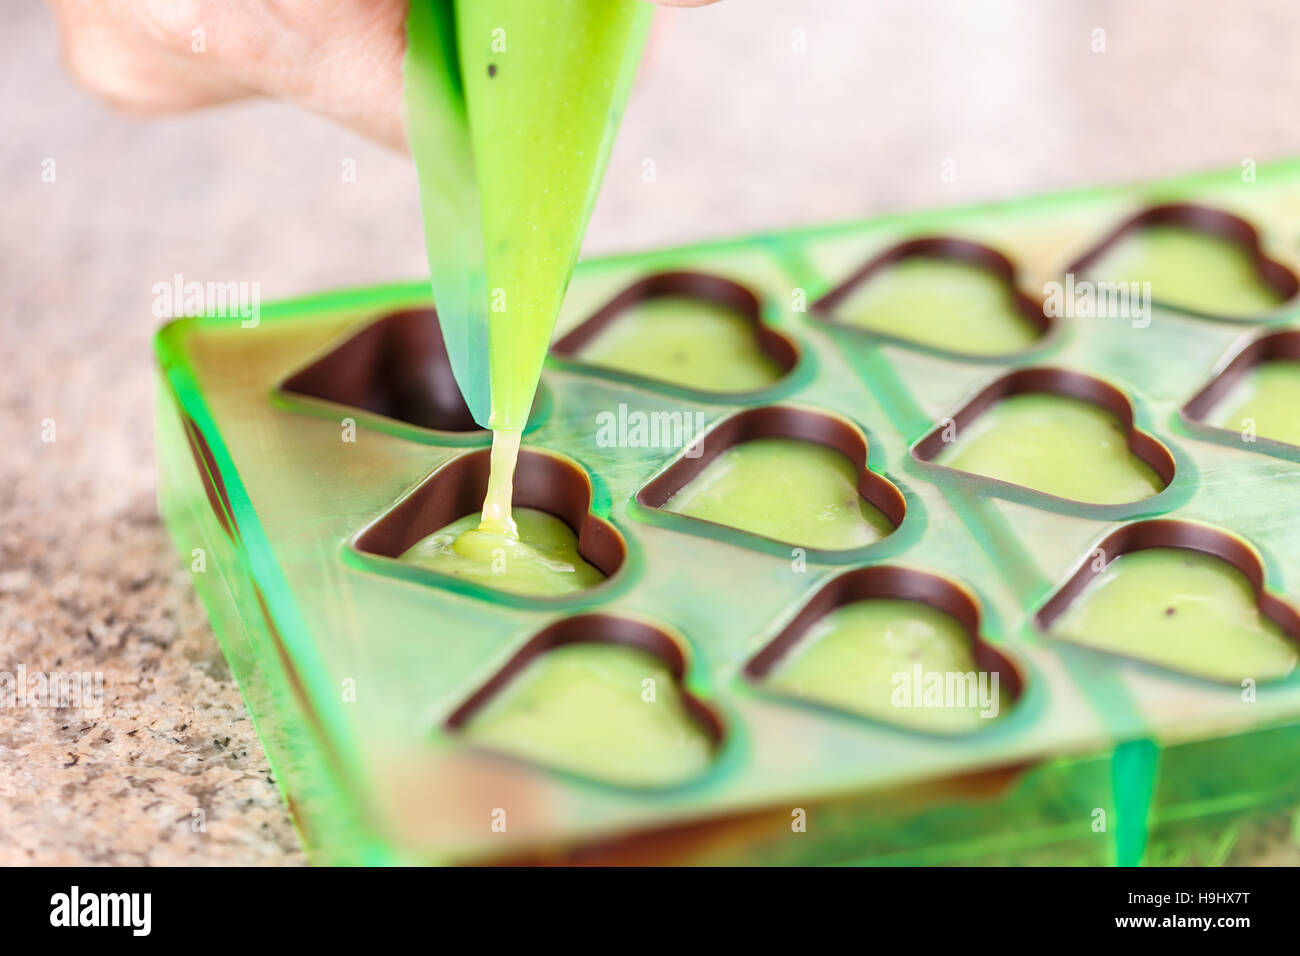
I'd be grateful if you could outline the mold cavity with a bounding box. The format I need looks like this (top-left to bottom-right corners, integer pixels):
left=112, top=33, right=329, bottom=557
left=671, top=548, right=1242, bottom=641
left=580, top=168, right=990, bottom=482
left=938, top=394, right=1162, bottom=504
left=1209, top=360, right=1300, bottom=446
left=747, top=566, right=1022, bottom=733
left=1183, top=329, right=1300, bottom=450
left=551, top=271, right=798, bottom=394
left=1037, top=522, right=1300, bottom=683
left=351, top=448, right=624, bottom=599
left=813, top=237, right=1049, bottom=356
left=914, top=368, right=1175, bottom=506
left=637, top=406, right=905, bottom=553
left=280, top=308, right=481, bottom=432
left=1069, top=204, right=1300, bottom=317
left=447, top=615, right=724, bottom=788
left=665, top=439, right=892, bottom=549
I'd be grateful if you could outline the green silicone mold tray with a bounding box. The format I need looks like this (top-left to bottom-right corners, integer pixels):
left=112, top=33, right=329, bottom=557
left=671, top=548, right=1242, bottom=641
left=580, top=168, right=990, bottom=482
left=155, top=159, right=1300, bottom=865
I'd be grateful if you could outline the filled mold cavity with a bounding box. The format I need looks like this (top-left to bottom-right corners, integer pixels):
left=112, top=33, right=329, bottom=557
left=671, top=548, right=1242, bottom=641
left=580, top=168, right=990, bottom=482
left=746, top=566, right=1022, bottom=733
left=1183, top=328, right=1300, bottom=449
left=446, top=615, right=724, bottom=788
left=637, top=406, right=905, bottom=553
left=1036, top=520, right=1300, bottom=683
left=913, top=367, right=1175, bottom=506
left=812, top=237, right=1050, bottom=356
left=550, top=270, right=798, bottom=395
left=280, top=308, right=483, bottom=433
left=351, top=448, right=624, bottom=598
left=1068, top=203, right=1300, bottom=318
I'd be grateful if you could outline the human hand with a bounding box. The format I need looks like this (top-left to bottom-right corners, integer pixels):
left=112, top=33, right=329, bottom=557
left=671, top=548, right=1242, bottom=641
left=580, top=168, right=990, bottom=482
left=46, top=0, right=721, bottom=151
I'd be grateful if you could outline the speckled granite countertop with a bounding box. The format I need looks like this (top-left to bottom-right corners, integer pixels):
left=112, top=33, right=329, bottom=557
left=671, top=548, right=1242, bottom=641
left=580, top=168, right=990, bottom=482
left=5, top=0, right=1300, bottom=865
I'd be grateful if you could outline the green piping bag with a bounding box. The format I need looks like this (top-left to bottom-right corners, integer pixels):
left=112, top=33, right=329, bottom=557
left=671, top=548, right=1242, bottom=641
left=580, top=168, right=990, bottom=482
left=404, top=0, right=653, bottom=433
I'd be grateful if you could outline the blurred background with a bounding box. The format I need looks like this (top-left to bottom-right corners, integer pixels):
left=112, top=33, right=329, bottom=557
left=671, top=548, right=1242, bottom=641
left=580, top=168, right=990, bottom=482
left=4, top=0, right=1300, bottom=864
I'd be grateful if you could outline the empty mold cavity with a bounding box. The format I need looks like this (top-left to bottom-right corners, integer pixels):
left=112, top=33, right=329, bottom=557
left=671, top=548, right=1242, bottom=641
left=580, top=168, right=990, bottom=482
left=637, top=406, right=906, bottom=553
left=746, top=566, right=1022, bottom=733
left=446, top=615, right=724, bottom=788
left=1068, top=203, right=1300, bottom=318
left=281, top=308, right=482, bottom=433
left=1183, top=328, right=1300, bottom=449
left=550, top=271, right=798, bottom=395
left=351, top=448, right=624, bottom=599
left=1036, top=521, right=1300, bottom=683
left=813, top=237, right=1051, bottom=356
left=913, top=368, right=1175, bottom=506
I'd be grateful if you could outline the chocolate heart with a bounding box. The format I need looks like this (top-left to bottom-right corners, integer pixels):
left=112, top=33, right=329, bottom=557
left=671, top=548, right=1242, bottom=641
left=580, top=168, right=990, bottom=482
left=349, top=447, right=626, bottom=605
left=551, top=270, right=800, bottom=397
left=912, top=367, right=1176, bottom=510
left=746, top=564, right=1024, bottom=734
left=1067, top=203, right=1300, bottom=320
left=445, top=613, right=725, bottom=788
left=1035, top=519, right=1300, bottom=683
left=281, top=308, right=482, bottom=433
left=1182, top=327, right=1300, bottom=456
left=812, top=236, right=1052, bottom=358
left=636, top=404, right=906, bottom=558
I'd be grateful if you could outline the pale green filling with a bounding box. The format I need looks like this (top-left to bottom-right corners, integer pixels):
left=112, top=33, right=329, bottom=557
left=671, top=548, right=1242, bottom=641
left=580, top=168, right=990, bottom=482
left=576, top=296, right=784, bottom=392
left=401, top=507, right=604, bottom=596
left=663, top=437, right=894, bottom=550
left=768, top=599, right=1011, bottom=733
left=1086, top=225, right=1285, bottom=316
left=463, top=643, right=715, bottom=787
left=936, top=393, right=1165, bottom=504
left=1051, top=548, right=1297, bottom=682
left=832, top=257, right=1041, bottom=355
left=1209, top=359, right=1300, bottom=447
